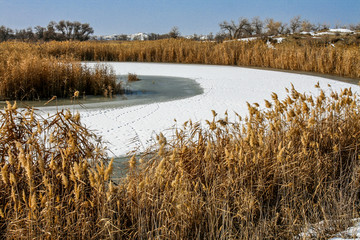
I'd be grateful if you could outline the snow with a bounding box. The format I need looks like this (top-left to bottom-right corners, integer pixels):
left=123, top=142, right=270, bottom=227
left=300, top=31, right=314, bottom=35
left=329, top=28, right=354, bottom=33
left=329, top=222, right=360, bottom=239
left=184, top=34, right=209, bottom=40
left=128, top=32, right=149, bottom=41
left=35, top=62, right=360, bottom=238
left=299, top=29, right=355, bottom=36
left=273, top=37, right=284, bottom=43
left=98, top=34, right=119, bottom=40
left=310, top=29, right=354, bottom=37
left=313, top=31, right=336, bottom=36
left=237, top=37, right=258, bottom=42
left=94, top=33, right=149, bottom=41
left=36, top=62, right=359, bottom=158
left=302, top=29, right=355, bottom=37
left=266, top=40, right=275, bottom=49
left=299, top=219, right=360, bottom=239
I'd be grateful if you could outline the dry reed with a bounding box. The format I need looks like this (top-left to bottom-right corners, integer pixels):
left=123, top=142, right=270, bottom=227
left=0, top=42, right=121, bottom=100
left=0, top=104, right=118, bottom=239
left=119, top=84, right=360, bottom=239
left=1, top=40, right=358, bottom=101
left=127, top=73, right=140, bottom=82
left=1, top=85, right=360, bottom=238
left=1, top=39, right=356, bottom=79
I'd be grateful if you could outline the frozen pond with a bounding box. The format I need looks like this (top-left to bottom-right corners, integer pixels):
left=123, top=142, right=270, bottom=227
left=0, top=75, right=203, bottom=110
left=4, top=62, right=360, bottom=178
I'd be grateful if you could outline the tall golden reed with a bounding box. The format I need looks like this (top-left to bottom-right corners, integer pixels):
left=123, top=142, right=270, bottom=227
left=2, top=39, right=356, bottom=79
left=1, top=85, right=360, bottom=238
left=0, top=42, right=120, bottom=100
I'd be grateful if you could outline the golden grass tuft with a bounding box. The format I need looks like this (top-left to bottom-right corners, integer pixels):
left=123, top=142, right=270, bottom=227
left=120, top=85, right=360, bottom=239
left=0, top=42, right=121, bottom=100
left=0, top=106, right=115, bottom=239
left=1, top=40, right=359, bottom=83
left=127, top=73, right=140, bottom=82
left=1, top=86, right=360, bottom=238
left=0, top=39, right=355, bottom=79
left=0, top=39, right=359, bottom=102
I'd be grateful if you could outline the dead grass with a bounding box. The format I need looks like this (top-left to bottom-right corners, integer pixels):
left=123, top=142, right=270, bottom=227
left=0, top=42, right=121, bottom=100
left=1, top=85, right=360, bottom=239
left=0, top=40, right=358, bottom=101
left=121, top=84, right=360, bottom=239
left=0, top=104, right=113, bottom=239
left=127, top=73, right=140, bottom=82
left=8, top=39, right=357, bottom=79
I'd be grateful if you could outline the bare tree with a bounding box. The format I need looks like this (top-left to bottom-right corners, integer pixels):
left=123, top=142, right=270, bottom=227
left=312, top=23, right=323, bottom=32
left=290, top=16, right=301, bottom=33
left=44, top=21, right=58, bottom=41
left=252, top=17, right=263, bottom=36
left=169, top=26, right=180, bottom=39
left=301, top=20, right=314, bottom=32
left=320, top=23, right=330, bottom=31
left=116, top=34, right=129, bottom=41
left=0, top=26, right=14, bottom=42
left=265, top=18, right=284, bottom=36
left=53, top=21, right=94, bottom=41
left=79, top=23, right=93, bottom=41
left=220, top=18, right=253, bottom=39
left=15, top=28, right=35, bottom=41
left=219, top=20, right=236, bottom=39
left=349, top=23, right=360, bottom=31
left=147, top=33, right=160, bottom=40
left=207, top=32, right=214, bottom=41
left=34, top=26, right=46, bottom=40
left=214, top=32, right=226, bottom=42
left=56, top=20, right=75, bottom=40
left=234, top=18, right=252, bottom=38
left=280, top=23, right=290, bottom=35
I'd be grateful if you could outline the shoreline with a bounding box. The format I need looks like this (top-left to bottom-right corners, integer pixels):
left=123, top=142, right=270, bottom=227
left=1, top=74, right=203, bottom=111
left=75, top=62, right=360, bottom=157
left=86, top=60, right=360, bottom=86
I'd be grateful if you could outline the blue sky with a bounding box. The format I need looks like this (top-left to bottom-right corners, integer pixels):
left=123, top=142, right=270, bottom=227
left=0, top=0, right=358, bottom=35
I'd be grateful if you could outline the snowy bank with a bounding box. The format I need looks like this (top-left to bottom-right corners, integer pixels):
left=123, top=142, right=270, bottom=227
left=38, top=63, right=360, bottom=157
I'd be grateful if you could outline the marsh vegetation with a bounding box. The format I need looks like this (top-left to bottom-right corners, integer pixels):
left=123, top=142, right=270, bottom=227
left=1, top=86, right=360, bottom=238
left=0, top=19, right=360, bottom=238
left=0, top=43, right=121, bottom=101
left=0, top=36, right=359, bottom=102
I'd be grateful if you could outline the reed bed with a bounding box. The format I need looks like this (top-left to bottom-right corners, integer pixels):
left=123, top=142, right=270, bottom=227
left=128, top=73, right=140, bottom=82
left=122, top=85, right=360, bottom=239
left=0, top=104, right=113, bottom=239
left=1, top=85, right=360, bottom=239
left=3, top=39, right=357, bottom=79
left=0, top=43, right=121, bottom=100
left=1, top=40, right=358, bottom=101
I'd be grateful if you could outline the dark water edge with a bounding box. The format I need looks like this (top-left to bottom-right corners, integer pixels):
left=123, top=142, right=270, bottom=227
left=111, top=155, right=130, bottom=182
left=0, top=75, right=203, bottom=110
left=111, top=153, right=155, bottom=182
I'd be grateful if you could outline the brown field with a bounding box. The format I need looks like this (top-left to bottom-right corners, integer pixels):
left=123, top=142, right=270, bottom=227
left=13, top=38, right=360, bottom=79
left=0, top=42, right=121, bottom=100
left=0, top=38, right=359, bottom=100
left=0, top=38, right=360, bottom=238
left=1, top=85, right=360, bottom=238
left=127, top=73, right=140, bottom=82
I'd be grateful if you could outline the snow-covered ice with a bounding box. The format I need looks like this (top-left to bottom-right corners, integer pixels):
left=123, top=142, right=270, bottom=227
left=299, top=219, right=360, bottom=239
left=38, top=62, right=359, bottom=157
left=36, top=62, right=360, bottom=239
left=329, top=28, right=354, bottom=33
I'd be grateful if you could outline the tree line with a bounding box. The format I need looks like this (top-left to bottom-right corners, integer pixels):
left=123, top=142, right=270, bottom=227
left=1, top=17, right=359, bottom=43
left=0, top=20, right=93, bottom=42
left=218, top=16, right=360, bottom=40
